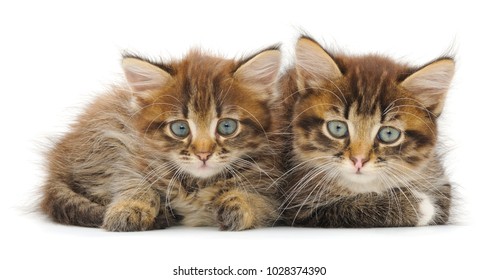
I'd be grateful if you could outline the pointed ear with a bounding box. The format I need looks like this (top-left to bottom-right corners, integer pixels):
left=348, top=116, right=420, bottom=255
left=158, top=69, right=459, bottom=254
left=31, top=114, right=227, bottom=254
left=401, top=58, right=455, bottom=116
left=234, top=49, right=281, bottom=96
left=295, top=37, right=342, bottom=89
left=122, top=57, right=172, bottom=94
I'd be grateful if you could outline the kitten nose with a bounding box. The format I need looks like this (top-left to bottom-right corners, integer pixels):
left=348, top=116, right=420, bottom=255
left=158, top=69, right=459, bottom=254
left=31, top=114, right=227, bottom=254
left=350, top=156, right=370, bottom=170
left=196, top=152, right=212, bottom=162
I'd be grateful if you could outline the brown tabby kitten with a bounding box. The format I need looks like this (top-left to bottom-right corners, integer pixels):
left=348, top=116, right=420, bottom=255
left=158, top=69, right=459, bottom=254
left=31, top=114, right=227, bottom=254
left=40, top=48, right=283, bottom=231
left=280, top=37, right=454, bottom=227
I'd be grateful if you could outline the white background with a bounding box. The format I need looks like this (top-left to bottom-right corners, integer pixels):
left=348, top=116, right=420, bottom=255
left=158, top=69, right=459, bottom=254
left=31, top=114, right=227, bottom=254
left=1, top=0, right=496, bottom=279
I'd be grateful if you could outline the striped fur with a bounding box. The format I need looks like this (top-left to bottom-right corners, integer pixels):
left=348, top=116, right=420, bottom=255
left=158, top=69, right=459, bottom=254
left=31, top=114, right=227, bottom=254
left=280, top=37, right=454, bottom=227
left=40, top=49, right=283, bottom=231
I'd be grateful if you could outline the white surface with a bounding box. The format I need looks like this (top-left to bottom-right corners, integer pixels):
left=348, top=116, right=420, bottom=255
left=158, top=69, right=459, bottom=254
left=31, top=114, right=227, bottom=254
left=1, top=1, right=495, bottom=279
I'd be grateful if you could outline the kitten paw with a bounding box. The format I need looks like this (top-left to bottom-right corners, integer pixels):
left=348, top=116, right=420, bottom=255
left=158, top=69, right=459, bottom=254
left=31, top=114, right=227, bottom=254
left=216, top=194, right=255, bottom=231
left=414, top=191, right=436, bottom=226
left=103, top=201, right=157, bottom=231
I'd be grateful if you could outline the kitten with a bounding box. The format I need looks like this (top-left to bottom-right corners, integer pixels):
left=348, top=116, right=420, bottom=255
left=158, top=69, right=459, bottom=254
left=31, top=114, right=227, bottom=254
left=40, top=48, right=283, bottom=231
left=280, top=37, right=454, bottom=227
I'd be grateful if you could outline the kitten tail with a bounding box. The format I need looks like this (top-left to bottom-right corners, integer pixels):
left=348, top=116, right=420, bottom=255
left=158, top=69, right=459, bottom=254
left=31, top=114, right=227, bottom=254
left=40, top=179, right=105, bottom=227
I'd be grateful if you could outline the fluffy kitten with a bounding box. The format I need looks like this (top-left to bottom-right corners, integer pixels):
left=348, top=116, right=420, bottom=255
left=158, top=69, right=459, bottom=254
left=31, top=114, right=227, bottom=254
left=280, top=37, right=454, bottom=227
left=40, top=48, right=283, bottom=231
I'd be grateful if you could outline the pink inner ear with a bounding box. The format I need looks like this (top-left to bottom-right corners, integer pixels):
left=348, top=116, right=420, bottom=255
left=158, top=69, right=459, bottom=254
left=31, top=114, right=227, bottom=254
left=400, top=59, right=454, bottom=114
left=122, top=58, right=172, bottom=93
left=124, top=71, right=153, bottom=92
left=295, top=37, right=342, bottom=82
left=234, top=50, right=281, bottom=91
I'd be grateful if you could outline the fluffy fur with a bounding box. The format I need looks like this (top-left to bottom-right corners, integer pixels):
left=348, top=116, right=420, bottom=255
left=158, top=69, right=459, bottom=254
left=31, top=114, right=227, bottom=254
left=40, top=48, right=283, bottom=231
left=280, top=37, right=454, bottom=227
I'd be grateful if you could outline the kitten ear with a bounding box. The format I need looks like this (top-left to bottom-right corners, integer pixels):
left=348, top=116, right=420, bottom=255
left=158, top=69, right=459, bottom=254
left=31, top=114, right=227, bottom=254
left=295, top=37, right=342, bottom=89
left=234, top=49, right=281, bottom=96
left=122, top=57, right=172, bottom=94
left=401, top=58, right=455, bottom=116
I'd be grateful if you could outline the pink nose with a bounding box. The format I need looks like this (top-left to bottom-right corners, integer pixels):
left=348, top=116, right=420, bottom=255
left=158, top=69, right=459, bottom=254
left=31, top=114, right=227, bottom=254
left=350, top=156, right=369, bottom=171
left=196, top=152, right=212, bottom=162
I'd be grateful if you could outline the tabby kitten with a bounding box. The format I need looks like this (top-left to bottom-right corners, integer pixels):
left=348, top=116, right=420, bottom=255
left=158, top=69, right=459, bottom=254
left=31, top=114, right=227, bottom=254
left=41, top=48, right=283, bottom=231
left=280, top=37, right=454, bottom=227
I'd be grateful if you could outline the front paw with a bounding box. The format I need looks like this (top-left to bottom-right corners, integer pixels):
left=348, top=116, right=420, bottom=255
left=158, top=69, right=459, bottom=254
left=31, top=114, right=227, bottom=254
left=413, top=191, right=436, bottom=226
left=103, top=201, right=157, bottom=232
left=216, top=194, right=254, bottom=231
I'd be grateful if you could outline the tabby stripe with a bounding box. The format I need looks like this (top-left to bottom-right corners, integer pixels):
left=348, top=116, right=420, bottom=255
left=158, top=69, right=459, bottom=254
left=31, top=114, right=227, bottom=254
left=404, top=129, right=434, bottom=147
left=297, top=116, right=323, bottom=130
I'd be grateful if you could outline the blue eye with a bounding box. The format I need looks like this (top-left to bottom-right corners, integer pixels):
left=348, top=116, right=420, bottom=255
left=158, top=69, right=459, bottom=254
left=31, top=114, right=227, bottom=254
left=377, top=126, right=401, bottom=144
left=217, top=118, right=238, bottom=136
left=327, top=120, right=348, bottom=138
left=170, top=120, right=190, bottom=138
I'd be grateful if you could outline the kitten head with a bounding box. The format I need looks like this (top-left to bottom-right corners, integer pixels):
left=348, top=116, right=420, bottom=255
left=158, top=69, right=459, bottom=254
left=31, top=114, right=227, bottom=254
left=291, top=37, right=454, bottom=193
left=122, top=48, right=281, bottom=179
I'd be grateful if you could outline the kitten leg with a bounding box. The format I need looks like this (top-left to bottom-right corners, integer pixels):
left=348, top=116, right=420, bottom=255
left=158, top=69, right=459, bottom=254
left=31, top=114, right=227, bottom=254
left=327, top=185, right=451, bottom=227
left=103, top=188, right=161, bottom=232
left=412, top=191, right=436, bottom=226
left=425, top=183, right=452, bottom=225
left=150, top=192, right=176, bottom=229
left=214, top=189, right=278, bottom=231
left=291, top=188, right=426, bottom=227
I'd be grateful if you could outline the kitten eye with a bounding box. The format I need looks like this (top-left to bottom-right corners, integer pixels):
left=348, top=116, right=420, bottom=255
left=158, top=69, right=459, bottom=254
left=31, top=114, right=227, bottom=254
left=327, top=120, right=348, bottom=138
left=217, top=118, right=238, bottom=137
left=377, top=126, right=401, bottom=144
left=170, top=120, right=190, bottom=138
